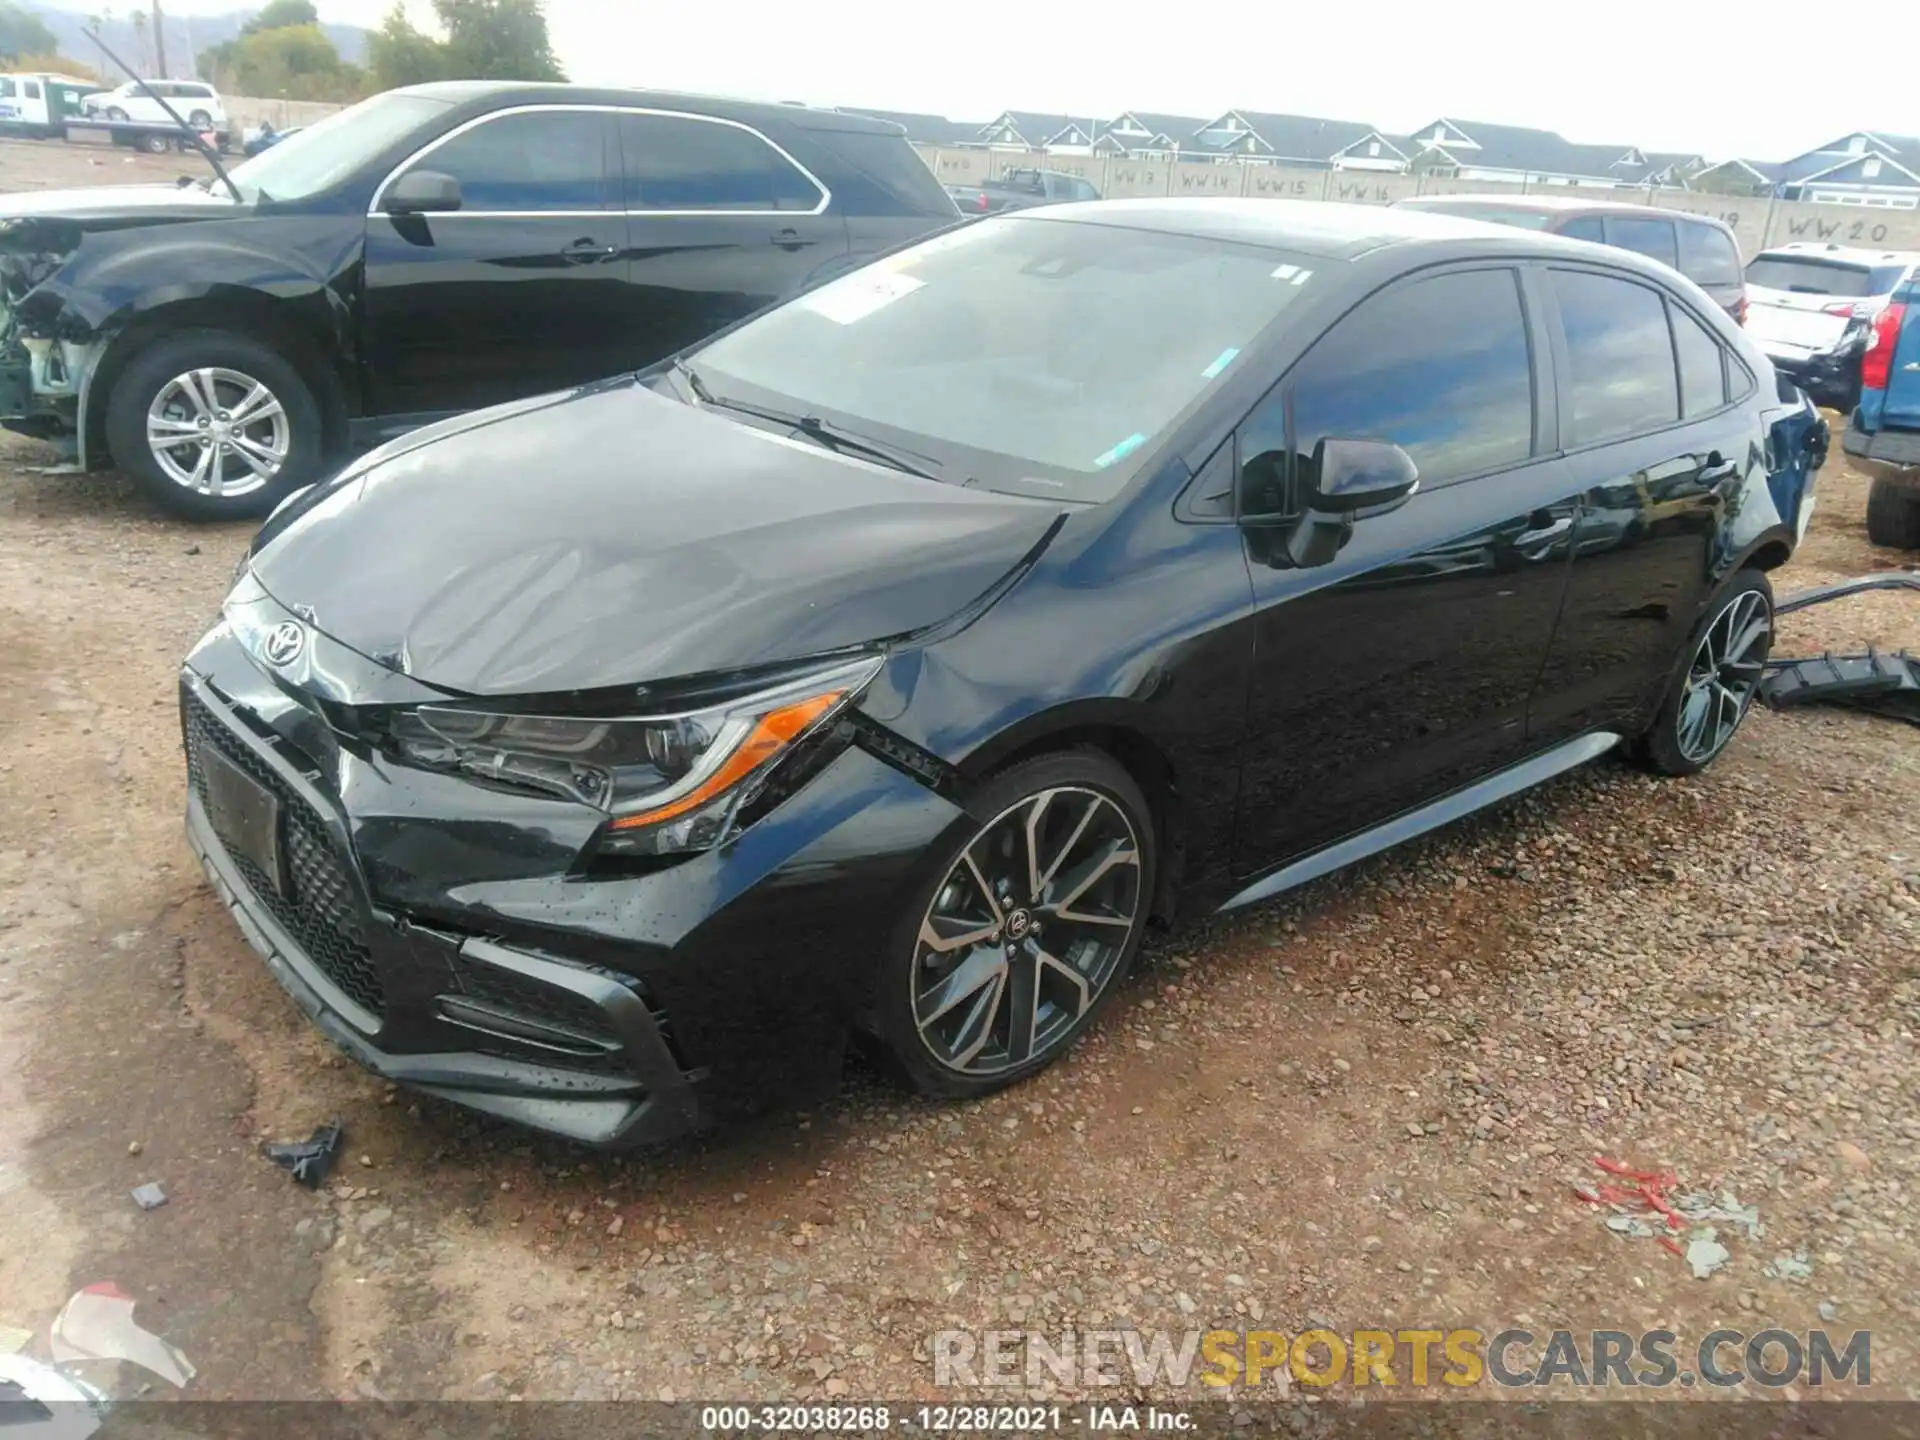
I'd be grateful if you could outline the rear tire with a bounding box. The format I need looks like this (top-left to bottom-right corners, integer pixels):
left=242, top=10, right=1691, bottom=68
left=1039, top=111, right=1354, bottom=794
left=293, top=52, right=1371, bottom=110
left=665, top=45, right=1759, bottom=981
left=870, top=749, right=1156, bottom=1101
left=105, top=106, right=128, bottom=121
left=1632, top=570, right=1773, bottom=778
left=188, top=109, right=213, bottom=130
left=1865, top=475, right=1920, bottom=549
left=105, top=329, right=326, bottom=523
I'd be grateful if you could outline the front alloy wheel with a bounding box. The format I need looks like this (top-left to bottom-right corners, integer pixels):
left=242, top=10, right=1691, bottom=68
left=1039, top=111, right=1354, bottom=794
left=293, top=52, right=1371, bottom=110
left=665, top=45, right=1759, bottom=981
left=148, top=367, right=290, bottom=499
left=878, top=751, right=1155, bottom=1097
left=106, top=328, right=325, bottom=522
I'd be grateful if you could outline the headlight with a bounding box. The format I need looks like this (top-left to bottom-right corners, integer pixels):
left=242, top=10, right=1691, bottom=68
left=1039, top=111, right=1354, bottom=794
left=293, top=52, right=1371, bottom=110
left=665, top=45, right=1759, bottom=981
left=386, top=656, right=881, bottom=856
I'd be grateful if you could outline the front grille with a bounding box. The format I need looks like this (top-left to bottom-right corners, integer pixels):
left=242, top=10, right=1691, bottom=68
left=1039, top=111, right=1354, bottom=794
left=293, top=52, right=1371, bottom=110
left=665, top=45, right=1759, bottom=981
left=183, top=689, right=386, bottom=1021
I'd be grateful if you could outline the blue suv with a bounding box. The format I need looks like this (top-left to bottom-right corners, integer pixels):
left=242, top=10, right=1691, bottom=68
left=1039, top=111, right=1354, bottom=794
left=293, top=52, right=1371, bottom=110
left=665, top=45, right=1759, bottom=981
left=1844, top=274, right=1920, bottom=548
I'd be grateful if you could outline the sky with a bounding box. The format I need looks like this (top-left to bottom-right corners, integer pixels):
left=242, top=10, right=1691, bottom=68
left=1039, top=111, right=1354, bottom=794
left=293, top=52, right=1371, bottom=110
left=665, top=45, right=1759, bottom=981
left=157, top=0, right=1912, bottom=163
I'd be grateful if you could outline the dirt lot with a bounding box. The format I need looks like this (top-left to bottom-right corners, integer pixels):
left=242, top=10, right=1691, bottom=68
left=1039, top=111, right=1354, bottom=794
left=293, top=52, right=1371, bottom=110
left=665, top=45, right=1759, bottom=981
left=0, top=137, right=1917, bottom=1414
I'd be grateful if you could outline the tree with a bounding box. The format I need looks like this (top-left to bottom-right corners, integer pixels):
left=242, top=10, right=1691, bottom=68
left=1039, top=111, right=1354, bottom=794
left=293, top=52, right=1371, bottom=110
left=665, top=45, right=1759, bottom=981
left=243, top=0, right=319, bottom=35
left=369, top=0, right=564, bottom=88
left=220, top=23, right=365, bottom=101
left=367, top=2, right=446, bottom=88
left=0, top=1, right=59, bottom=61
left=435, top=0, right=562, bottom=82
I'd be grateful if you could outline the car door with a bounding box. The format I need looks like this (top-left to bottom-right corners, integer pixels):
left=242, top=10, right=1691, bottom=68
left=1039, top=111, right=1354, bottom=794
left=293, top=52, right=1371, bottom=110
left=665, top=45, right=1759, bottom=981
left=615, top=110, right=849, bottom=364
left=362, top=106, right=632, bottom=422
left=1526, top=265, right=1751, bottom=745
left=1233, top=264, right=1583, bottom=874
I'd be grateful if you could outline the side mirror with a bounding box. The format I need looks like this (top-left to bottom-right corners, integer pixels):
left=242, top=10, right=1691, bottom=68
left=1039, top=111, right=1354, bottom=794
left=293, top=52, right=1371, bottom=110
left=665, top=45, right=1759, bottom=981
left=385, top=169, right=463, bottom=215
left=1281, top=438, right=1421, bottom=569
left=1308, top=437, right=1420, bottom=515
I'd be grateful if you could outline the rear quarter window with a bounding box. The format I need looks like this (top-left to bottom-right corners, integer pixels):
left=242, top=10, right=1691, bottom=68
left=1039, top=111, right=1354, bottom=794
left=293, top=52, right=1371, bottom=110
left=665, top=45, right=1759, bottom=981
left=804, top=127, right=958, bottom=217
left=1675, top=222, right=1742, bottom=287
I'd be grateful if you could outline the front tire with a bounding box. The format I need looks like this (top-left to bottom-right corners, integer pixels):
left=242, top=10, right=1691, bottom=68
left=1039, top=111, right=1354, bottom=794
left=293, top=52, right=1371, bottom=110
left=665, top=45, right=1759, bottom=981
left=1634, top=570, right=1773, bottom=777
left=871, top=750, right=1156, bottom=1100
left=105, top=329, right=325, bottom=523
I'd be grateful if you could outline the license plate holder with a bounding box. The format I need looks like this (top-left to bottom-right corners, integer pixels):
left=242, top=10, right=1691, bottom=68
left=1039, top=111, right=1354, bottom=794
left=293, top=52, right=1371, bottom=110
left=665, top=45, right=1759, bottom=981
left=202, top=745, right=286, bottom=898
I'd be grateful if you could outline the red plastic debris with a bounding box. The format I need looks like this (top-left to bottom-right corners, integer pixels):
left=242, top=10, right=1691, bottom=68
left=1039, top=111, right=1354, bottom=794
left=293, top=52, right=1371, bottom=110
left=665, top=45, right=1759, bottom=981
left=1587, top=1156, right=1690, bottom=1249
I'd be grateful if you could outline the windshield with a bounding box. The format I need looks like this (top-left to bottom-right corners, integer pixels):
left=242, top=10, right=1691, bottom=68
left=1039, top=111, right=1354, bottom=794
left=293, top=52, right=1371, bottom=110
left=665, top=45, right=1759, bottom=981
left=1744, top=255, right=1879, bottom=298
left=692, top=215, right=1332, bottom=500
left=226, top=92, right=453, bottom=203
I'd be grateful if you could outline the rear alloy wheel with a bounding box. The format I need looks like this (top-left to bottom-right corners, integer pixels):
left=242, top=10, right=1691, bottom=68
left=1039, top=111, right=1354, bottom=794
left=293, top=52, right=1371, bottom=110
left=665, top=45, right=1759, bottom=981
left=106, top=329, right=325, bottom=522
left=105, top=106, right=128, bottom=121
left=876, top=751, right=1155, bottom=1098
left=1636, top=571, right=1773, bottom=777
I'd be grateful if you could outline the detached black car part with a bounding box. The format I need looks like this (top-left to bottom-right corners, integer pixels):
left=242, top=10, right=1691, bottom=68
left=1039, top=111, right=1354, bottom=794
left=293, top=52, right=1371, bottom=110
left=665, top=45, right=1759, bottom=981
left=184, top=202, right=1824, bottom=1148
left=1759, top=571, right=1920, bottom=725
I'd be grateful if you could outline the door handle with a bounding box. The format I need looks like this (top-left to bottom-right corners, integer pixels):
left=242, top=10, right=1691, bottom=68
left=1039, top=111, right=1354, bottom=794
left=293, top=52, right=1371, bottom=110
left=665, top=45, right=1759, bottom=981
left=772, top=227, right=815, bottom=251
left=1512, top=515, right=1573, bottom=551
left=561, top=238, right=618, bottom=264
left=1699, top=451, right=1740, bottom=484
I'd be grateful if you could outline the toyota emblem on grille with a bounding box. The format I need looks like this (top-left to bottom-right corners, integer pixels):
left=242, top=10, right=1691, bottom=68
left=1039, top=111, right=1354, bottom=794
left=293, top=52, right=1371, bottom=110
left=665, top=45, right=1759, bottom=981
left=263, top=620, right=307, bottom=667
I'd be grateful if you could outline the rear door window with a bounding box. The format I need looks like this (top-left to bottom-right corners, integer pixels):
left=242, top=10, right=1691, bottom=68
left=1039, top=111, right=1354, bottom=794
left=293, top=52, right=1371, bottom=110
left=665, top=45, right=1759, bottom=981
left=1675, top=222, right=1742, bottom=287
left=1557, top=215, right=1606, bottom=244
left=621, top=112, right=822, bottom=212
left=1605, top=216, right=1679, bottom=270
left=1550, top=269, right=1681, bottom=445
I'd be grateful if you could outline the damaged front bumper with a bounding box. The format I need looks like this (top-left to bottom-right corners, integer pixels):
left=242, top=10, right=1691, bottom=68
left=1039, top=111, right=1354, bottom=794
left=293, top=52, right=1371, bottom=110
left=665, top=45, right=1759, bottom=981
left=0, top=223, right=109, bottom=466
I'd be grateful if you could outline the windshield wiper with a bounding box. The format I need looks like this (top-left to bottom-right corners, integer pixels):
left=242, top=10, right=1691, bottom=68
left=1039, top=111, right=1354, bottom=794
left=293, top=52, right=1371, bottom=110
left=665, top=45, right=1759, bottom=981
left=673, top=359, right=944, bottom=482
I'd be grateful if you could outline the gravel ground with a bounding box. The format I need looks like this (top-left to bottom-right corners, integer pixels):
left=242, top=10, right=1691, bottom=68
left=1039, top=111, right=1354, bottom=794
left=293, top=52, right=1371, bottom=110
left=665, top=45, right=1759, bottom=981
left=0, top=137, right=1916, bottom=1413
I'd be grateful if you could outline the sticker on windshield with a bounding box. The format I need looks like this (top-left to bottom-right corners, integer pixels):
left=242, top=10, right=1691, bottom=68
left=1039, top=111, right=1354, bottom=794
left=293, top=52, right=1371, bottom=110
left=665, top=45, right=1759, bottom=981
left=1202, top=347, right=1240, bottom=380
left=801, top=270, right=924, bottom=325
left=1093, top=433, right=1146, bottom=469
left=1271, top=263, right=1313, bottom=285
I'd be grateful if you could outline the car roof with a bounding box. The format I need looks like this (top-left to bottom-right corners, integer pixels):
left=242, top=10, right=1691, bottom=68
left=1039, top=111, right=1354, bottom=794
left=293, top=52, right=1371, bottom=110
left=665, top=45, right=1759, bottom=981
left=392, top=81, right=906, bottom=135
left=1010, top=196, right=1663, bottom=263
left=1398, top=193, right=1729, bottom=226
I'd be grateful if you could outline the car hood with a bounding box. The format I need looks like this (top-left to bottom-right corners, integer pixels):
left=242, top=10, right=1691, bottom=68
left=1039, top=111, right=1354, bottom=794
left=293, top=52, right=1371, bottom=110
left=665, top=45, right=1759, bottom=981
left=249, top=377, right=1065, bottom=697
left=0, top=183, right=242, bottom=233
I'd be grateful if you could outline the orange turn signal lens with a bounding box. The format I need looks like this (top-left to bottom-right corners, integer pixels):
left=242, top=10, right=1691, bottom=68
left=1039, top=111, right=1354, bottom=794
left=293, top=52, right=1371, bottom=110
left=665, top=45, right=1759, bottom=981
left=606, top=690, right=844, bottom=832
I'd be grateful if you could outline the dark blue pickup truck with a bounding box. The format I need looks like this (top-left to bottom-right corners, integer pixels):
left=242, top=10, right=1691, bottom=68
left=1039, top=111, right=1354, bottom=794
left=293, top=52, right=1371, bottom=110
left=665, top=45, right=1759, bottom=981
left=1844, top=273, right=1920, bottom=547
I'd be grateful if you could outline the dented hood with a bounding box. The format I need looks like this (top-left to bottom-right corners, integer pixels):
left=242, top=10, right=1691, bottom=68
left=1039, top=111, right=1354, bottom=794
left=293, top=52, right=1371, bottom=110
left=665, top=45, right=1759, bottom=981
left=0, top=182, right=241, bottom=233
left=249, top=378, right=1062, bottom=696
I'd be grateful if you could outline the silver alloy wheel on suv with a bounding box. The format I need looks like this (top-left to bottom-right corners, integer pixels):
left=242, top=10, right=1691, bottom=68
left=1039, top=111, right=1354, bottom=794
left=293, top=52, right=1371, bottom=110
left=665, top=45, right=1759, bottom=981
left=146, top=367, right=290, bottom=498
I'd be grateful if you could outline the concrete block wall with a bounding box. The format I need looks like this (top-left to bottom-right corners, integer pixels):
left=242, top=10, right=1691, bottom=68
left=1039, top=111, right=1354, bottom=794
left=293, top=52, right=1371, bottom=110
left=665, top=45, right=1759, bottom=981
left=915, top=145, right=1920, bottom=258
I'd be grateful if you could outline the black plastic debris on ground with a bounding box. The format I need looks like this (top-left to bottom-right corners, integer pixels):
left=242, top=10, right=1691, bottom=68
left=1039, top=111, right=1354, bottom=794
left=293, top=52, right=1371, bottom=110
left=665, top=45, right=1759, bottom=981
left=1761, top=650, right=1920, bottom=725
left=261, top=1119, right=345, bottom=1189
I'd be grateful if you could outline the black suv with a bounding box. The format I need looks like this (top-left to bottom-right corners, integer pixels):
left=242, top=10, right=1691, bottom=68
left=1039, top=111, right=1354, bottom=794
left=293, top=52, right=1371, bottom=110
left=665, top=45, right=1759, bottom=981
left=0, top=82, right=959, bottom=519
left=1393, top=196, right=1749, bottom=324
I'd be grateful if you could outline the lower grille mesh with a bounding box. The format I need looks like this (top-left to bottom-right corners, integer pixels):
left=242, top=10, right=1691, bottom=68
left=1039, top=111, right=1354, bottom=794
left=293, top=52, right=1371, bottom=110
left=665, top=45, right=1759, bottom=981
left=184, top=690, right=385, bottom=1020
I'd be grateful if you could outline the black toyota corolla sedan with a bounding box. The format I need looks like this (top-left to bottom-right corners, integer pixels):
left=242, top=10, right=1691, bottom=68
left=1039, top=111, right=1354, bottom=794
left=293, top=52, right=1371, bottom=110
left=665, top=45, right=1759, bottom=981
left=182, top=199, right=1828, bottom=1147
